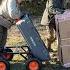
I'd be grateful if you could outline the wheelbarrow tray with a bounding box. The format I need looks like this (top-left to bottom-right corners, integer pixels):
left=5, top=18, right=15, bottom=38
left=16, top=15, right=49, bottom=61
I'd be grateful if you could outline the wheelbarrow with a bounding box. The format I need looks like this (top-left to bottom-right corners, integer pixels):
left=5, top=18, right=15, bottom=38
left=0, top=14, right=49, bottom=70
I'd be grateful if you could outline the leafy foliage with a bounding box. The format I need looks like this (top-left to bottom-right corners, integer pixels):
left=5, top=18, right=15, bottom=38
left=20, top=1, right=47, bottom=16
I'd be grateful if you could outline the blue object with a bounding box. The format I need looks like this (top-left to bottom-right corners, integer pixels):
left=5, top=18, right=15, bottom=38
left=17, top=15, right=49, bottom=61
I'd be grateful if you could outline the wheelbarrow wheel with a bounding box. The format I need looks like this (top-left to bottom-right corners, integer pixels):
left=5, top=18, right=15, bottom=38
left=2, top=48, right=13, bottom=61
left=0, top=57, right=10, bottom=70
left=0, top=25, right=7, bottom=51
left=26, top=59, right=41, bottom=70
